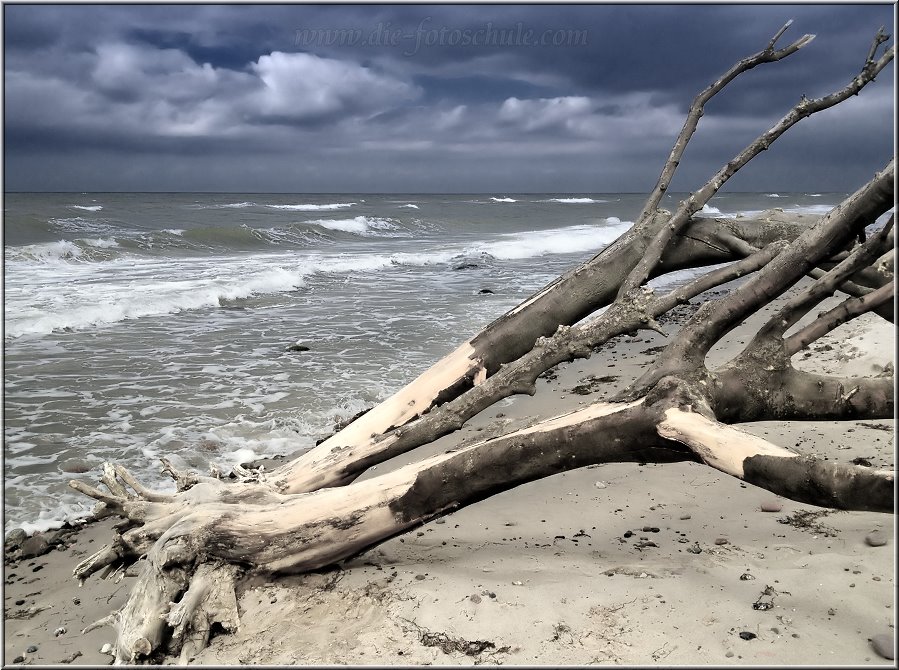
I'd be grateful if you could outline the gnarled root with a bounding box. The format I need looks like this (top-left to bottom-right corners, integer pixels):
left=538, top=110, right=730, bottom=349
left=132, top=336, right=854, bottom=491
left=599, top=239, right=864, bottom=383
left=165, top=562, right=240, bottom=665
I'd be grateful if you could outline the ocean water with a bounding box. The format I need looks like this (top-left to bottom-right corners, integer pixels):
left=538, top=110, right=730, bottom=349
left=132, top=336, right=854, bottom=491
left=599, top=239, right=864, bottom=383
left=2, top=191, right=847, bottom=533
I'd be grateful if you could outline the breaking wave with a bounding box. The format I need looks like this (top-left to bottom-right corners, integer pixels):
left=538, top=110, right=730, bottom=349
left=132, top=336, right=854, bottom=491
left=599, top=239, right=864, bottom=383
left=266, top=203, right=356, bottom=211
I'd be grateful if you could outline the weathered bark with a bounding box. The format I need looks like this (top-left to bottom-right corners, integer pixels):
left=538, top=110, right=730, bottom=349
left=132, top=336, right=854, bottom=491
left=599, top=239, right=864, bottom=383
left=67, top=26, right=895, bottom=664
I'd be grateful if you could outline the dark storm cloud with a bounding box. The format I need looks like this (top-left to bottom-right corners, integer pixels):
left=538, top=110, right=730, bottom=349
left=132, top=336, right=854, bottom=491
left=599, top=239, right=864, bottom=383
left=3, top=3, right=894, bottom=192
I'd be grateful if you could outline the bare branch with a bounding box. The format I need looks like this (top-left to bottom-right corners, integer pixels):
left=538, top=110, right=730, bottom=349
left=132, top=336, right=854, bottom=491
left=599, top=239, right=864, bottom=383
left=637, top=20, right=814, bottom=225
left=619, top=39, right=894, bottom=298
left=657, top=408, right=893, bottom=512
left=754, top=217, right=894, bottom=342
left=784, top=282, right=894, bottom=355
left=636, top=161, right=894, bottom=378
left=865, top=26, right=890, bottom=65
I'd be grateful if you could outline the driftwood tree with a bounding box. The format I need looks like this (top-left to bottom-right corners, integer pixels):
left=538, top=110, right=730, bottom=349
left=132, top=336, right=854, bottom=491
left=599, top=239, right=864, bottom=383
left=70, top=23, right=895, bottom=663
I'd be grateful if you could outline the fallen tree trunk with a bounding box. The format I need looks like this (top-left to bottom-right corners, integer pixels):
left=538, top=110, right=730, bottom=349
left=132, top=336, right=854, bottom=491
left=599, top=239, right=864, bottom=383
left=67, top=24, right=895, bottom=664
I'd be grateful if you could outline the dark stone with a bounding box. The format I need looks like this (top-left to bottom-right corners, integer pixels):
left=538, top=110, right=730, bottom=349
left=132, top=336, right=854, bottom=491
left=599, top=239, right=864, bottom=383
left=59, top=459, right=92, bottom=474
left=851, top=457, right=873, bottom=467
left=714, top=538, right=729, bottom=546
left=286, top=343, right=310, bottom=352
left=739, top=632, right=756, bottom=641
left=26, top=645, right=38, bottom=653
left=5, top=528, right=27, bottom=549
left=478, top=289, right=495, bottom=294
left=13, top=656, right=24, bottom=664
left=19, top=536, right=50, bottom=559
left=453, top=262, right=479, bottom=271
left=623, top=531, right=633, bottom=538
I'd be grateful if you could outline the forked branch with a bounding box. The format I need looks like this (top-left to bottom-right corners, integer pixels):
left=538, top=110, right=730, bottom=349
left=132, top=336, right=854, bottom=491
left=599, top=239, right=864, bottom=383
left=637, top=20, right=814, bottom=224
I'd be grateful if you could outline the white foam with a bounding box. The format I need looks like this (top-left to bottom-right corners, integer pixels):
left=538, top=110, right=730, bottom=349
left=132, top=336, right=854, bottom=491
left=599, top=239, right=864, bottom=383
left=71, top=205, right=102, bottom=211
left=267, top=203, right=355, bottom=211
left=7, top=503, right=93, bottom=536
left=5, top=260, right=309, bottom=338
left=163, top=229, right=185, bottom=235
left=399, top=204, right=419, bottom=209
left=475, top=221, right=631, bottom=260
left=699, top=204, right=722, bottom=216
left=541, top=198, right=604, bottom=204
left=307, top=216, right=396, bottom=234
left=766, top=193, right=781, bottom=198
left=83, top=237, right=119, bottom=248
left=784, top=204, right=835, bottom=216
left=490, top=197, right=517, bottom=203
left=9, top=240, right=82, bottom=263
left=807, top=194, right=822, bottom=197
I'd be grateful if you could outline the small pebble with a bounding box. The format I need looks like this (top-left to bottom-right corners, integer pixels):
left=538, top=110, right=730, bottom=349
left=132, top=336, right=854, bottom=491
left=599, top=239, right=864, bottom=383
left=714, top=538, right=729, bottom=545
left=739, top=632, right=756, bottom=641
left=54, top=627, right=66, bottom=637
left=100, top=643, right=112, bottom=654
left=26, top=645, right=38, bottom=653
left=725, top=651, right=734, bottom=658
left=512, top=580, right=523, bottom=586
left=13, top=656, right=24, bottom=664
left=760, top=500, right=783, bottom=513
left=865, top=531, right=888, bottom=547
left=414, top=574, right=426, bottom=581
left=594, top=481, right=607, bottom=489
left=470, top=594, right=482, bottom=604
left=871, top=633, right=894, bottom=660
left=679, top=514, right=691, bottom=520
left=435, top=519, right=445, bottom=525
left=15, top=599, right=24, bottom=605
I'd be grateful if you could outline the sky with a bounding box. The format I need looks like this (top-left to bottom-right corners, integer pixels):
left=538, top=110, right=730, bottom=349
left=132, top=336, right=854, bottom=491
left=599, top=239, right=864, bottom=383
left=2, top=3, right=895, bottom=193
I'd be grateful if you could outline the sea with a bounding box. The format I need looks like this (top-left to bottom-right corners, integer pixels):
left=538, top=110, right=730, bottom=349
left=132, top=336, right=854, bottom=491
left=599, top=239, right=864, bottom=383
left=2, top=191, right=849, bottom=534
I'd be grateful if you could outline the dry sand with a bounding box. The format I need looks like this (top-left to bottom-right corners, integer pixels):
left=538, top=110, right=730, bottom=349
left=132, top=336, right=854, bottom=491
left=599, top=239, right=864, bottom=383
left=4, top=284, right=895, bottom=665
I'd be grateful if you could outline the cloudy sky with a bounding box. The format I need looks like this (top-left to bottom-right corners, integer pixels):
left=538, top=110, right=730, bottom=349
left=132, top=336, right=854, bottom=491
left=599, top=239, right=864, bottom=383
left=3, top=3, right=894, bottom=193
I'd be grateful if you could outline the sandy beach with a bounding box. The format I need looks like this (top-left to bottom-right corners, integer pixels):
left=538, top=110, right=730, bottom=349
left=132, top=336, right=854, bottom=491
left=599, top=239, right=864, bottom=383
left=4, top=285, right=895, bottom=666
